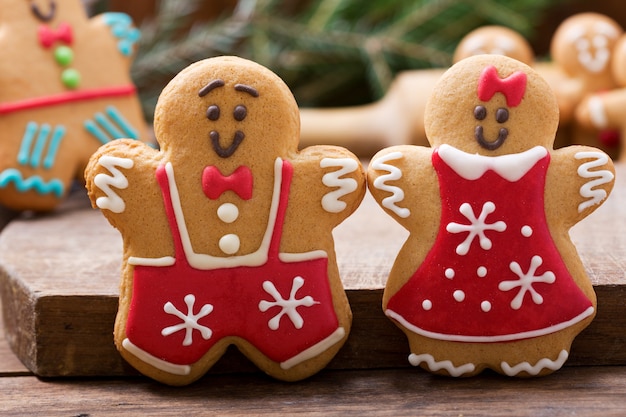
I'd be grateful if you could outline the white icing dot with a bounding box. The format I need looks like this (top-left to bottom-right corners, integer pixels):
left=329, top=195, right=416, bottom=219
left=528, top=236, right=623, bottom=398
left=445, top=268, right=455, bottom=279
left=521, top=225, right=533, bottom=237
left=453, top=290, right=465, bottom=302
left=477, top=266, right=487, bottom=278
left=219, top=234, right=240, bottom=254
left=422, top=300, right=432, bottom=311
left=481, top=301, right=492, bottom=312
left=217, top=203, right=239, bottom=223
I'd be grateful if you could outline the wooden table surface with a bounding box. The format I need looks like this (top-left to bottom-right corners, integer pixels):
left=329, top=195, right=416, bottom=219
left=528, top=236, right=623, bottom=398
left=2, top=163, right=626, bottom=415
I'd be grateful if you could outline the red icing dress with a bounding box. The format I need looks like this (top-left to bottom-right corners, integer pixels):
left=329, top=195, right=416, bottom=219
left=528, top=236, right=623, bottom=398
left=122, top=159, right=344, bottom=374
left=385, top=145, right=594, bottom=343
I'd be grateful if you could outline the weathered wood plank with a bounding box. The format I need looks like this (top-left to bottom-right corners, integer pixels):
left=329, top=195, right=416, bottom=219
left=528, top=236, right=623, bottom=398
left=0, top=299, right=29, bottom=376
left=0, top=163, right=625, bottom=376
left=2, top=366, right=626, bottom=416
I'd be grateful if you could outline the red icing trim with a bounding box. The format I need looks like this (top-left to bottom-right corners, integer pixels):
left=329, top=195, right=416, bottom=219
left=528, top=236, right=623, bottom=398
left=0, top=85, right=137, bottom=115
left=38, top=22, right=73, bottom=48
left=202, top=165, right=253, bottom=200
left=477, top=65, right=527, bottom=107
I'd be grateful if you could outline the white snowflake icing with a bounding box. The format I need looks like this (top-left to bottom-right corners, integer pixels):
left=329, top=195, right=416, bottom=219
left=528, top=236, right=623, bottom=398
left=161, top=294, right=213, bottom=346
left=446, top=201, right=507, bottom=255
left=258, top=276, right=318, bottom=330
left=498, top=255, right=556, bottom=310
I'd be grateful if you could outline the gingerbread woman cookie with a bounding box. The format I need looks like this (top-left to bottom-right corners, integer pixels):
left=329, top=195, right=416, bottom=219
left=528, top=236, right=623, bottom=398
left=368, top=55, right=614, bottom=377
left=0, top=0, right=148, bottom=211
left=85, top=56, right=365, bottom=385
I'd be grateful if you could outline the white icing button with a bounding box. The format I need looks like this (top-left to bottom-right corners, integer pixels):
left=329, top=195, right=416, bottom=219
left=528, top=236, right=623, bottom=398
left=422, top=300, right=433, bottom=311
left=217, top=203, right=239, bottom=223
left=521, top=225, right=533, bottom=237
left=477, top=266, right=487, bottom=278
left=481, top=301, right=492, bottom=312
left=445, top=268, right=455, bottom=279
left=453, top=290, right=465, bottom=302
left=219, top=234, right=240, bottom=254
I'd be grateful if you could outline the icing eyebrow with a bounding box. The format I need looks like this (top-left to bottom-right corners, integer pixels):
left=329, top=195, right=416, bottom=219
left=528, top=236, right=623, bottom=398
left=198, top=79, right=225, bottom=97
left=234, top=84, right=259, bottom=97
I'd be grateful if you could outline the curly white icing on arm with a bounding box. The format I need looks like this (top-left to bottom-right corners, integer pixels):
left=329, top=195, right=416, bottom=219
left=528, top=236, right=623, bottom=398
left=575, top=151, right=614, bottom=213
left=94, top=155, right=134, bottom=213
left=370, top=151, right=410, bottom=218
left=320, top=158, right=359, bottom=213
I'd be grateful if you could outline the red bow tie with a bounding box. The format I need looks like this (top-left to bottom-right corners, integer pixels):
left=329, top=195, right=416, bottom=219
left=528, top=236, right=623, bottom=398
left=38, top=22, right=73, bottom=48
left=202, top=165, right=253, bottom=200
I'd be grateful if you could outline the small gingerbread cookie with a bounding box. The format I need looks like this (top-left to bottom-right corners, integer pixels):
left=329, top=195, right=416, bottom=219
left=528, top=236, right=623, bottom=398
left=0, top=0, right=148, bottom=211
left=85, top=56, right=365, bottom=385
left=576, top=33, right=626, bottom=160
left=368, top=54, right=614, bottom=377
left=453, top=25, right=534, bottom=66
left=543, top=13, right=623, bottom=153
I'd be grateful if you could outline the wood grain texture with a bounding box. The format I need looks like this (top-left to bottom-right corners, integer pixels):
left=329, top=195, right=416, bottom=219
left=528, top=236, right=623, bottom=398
left=2, top=366, right=626, bottom=416
left=0, top=163, right=625, bottom=376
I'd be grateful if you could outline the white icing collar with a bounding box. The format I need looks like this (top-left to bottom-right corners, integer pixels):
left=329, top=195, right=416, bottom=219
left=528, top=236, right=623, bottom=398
left=437, top=144, right=548, bottom=182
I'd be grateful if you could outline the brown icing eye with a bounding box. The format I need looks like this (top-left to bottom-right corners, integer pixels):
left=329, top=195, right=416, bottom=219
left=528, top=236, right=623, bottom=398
left=206, top=105, right=220, bottom=121
left=474, top=105, right=487, bottom=121
left=234, top=105, right=247, bottom=121
left=496, top=108, right=509, bottom=123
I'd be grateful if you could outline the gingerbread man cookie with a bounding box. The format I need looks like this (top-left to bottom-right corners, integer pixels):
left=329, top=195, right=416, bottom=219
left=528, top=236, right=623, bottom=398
left=453, top=25, right=534, bottom=66
left=544, top=13, right=623, bottom=153
left=0, top=0, right=148, bottom=211
left=576, top=33, right=626, bottom=160
left=368, top=55, right=614, bottom=377
left=85, top=56, right=365, bottom=385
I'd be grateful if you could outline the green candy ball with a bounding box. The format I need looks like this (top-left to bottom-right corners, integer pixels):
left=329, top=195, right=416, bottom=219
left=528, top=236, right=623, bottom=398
left=54, top=46, right=74, bottom=66
left=61, top=68, right=81, bottom=89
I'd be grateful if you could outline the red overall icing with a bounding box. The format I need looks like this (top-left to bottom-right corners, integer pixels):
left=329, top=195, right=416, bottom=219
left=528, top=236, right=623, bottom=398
left=202, top=165, right=253, bottom=200
left=0, top=85, right=137, bottom=115
left=477, top=65, right=527, bottom=107
left=125, top=160, right=340, bottom=365
left=386, top=147, right=592, bottom=341
left=38, top=22, right=73, bottom=48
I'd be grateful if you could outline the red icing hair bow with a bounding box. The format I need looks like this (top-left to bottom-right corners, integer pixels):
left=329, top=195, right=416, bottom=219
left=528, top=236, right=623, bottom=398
left=477, top=65, right=527, bottom=107
left=202, top=165, right=253, bottom=200
left=38, top=22, right=73, bottom=48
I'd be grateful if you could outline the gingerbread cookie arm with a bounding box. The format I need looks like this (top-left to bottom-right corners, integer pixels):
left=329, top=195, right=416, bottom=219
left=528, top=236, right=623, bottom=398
left=285, top=146, right=365, bottom=239
left=89, top=12, right=140, bottom=65
left=546, top=146, right=615, bottom=228
left=368, top=145, right=436, bottom=230
left=85, top=139, right=171, bottom=254
left=575, top=90, right=626, bottom=131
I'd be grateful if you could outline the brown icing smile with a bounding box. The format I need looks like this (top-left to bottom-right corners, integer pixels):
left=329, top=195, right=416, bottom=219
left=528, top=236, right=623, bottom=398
left=475, top=125, right=508, bottom=150
left=31, top=0, right=56, bottom=22
left=210, top=130, right=245, bottom=158
left=474, top=105, right=509, bottom=150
